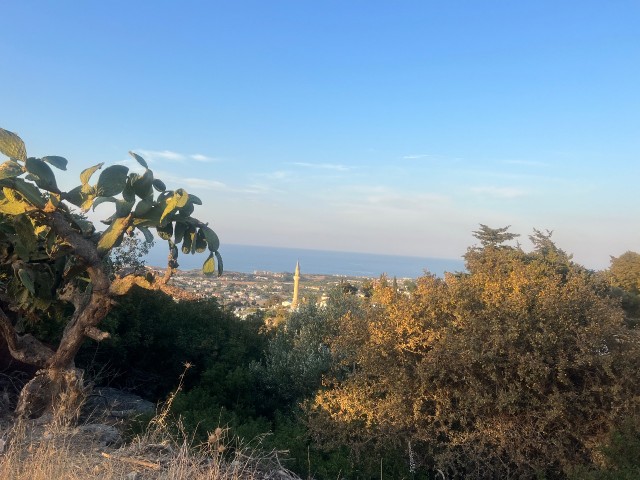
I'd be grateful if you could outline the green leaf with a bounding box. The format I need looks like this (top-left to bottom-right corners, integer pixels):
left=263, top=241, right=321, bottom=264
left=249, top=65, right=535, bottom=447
left=131, top=204, right=162, bottom=227
left=65, top=186, right=95, bottom=210
left=152, top=178, right=166, bottom=192
left=133, top=198, right=154, bottom=216
left=195, top=228, right=207, bottom=253
left=115, top=199, right=134, bottom=217
left=203, top=253, right=215, bottom=276
left=12, top=178, right=46, bottom=208
left=73, top=218, right=95, bottom=236
left=25, top=157, right=59, bottom=192
left=129, top=151, right=148, bottom=169
left=176, top=202, right=194, bottom=218
left=96, top=165, right=129, bottom=196
left=17, top=269, right=35, bottom=295
left=157, top=222, right=173, bottom=241
left=42, top=156, right=68, bottom=170
left=92, top=196, right=117, bottom=211
left=0, top=160, right=24, bottom=180
left=13, top=215, right=38, bottom=259
left=80, top=163, right=104, bottom=185
left=0, top=128, right=27, bottom=161
left=181, top=226, right=195, bottom=254
left=202, top=226, right=220, bottom=252
left=215, top=250, right=223, bottom=276
left=97, top=215, right=130, bottom=255
left=160, top=188, right=189, bottom=223
left=137, top=226, right=154, bottom=244
left=174, top=221, right=187, bottom=244
left=132, top=169, right=154, bottom=199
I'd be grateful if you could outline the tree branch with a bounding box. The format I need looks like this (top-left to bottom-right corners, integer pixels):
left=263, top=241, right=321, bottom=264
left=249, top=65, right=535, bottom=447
left=0, top=306, right=54, bottom=368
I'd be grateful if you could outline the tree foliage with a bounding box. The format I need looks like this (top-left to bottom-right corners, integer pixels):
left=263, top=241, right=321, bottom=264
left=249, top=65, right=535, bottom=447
left=609, top=251, right=640, bottom=294
left=307, top=228, right=640, bottom=478
left=0, top=127, right=222, bottom=417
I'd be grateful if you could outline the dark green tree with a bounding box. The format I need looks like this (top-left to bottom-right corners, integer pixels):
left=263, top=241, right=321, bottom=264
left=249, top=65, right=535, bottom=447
left=0, top=127, right=222, bottom=418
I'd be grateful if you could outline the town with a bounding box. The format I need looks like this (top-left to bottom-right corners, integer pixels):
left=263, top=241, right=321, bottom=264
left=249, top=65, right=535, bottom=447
left=164, top=268, right=388, bottom=318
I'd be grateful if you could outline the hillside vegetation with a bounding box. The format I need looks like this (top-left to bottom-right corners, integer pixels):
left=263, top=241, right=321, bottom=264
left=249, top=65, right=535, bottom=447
left=0, top=129, right=638, bottom=478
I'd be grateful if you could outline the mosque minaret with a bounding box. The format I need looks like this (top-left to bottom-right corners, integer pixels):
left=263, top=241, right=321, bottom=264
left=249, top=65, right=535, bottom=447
left=291, top=260, right=300, bottom=310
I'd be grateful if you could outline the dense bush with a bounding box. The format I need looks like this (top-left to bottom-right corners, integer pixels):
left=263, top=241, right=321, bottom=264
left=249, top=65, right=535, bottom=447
left=307, top=229, right=640, bottom=479
left=77, top=287, right=267, bottom=400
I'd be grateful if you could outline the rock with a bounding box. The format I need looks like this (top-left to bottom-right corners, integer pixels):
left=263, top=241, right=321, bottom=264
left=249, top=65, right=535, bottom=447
left=76, top=423, right=122, bottom=447
left=82, top=387, right=155, bottom=421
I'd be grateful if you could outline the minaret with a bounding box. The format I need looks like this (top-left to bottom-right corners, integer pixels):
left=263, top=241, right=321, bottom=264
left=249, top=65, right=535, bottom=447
left=291, top=260, right=300, bottom=310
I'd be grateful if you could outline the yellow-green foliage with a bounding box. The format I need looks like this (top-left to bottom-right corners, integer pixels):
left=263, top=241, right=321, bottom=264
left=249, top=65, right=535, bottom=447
left=308, top=232, right=640, bottom=479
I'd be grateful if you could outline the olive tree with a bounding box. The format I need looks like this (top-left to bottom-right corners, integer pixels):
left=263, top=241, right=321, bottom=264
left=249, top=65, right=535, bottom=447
left=0, top=128, right=222, bottom=418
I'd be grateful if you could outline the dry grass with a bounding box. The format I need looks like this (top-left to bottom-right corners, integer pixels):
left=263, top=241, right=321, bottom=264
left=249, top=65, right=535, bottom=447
left=0, top=413, right=300, bottom=480
left=0, top=369, right=301, bottom=480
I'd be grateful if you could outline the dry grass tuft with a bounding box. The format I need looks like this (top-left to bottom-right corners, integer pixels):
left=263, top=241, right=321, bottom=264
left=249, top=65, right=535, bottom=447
left=0, top=367, right=301, bottom=479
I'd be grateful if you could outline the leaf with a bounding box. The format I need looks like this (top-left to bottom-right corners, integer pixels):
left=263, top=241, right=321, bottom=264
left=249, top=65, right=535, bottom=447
left=215, top=250, right=223, bottom=276
left=203, top=253, right=215, bottom=276
left=156, top=222, right=173, bottom=241
left=152, top=179, right=166, bottom=192
left=174, top=221, right=187, bottom=244
left=96, top=165, right=129, bottom=196
left=195, top=228, right=207, bottom=253
left=133, top=198, right=154, bottom=216
left=92, top=196, right=117, bottom=211
left=42, top=156, right=68, bottom=171
left=12, top=178, right=46, bottom=208
left=115, top=199, right=135, bottom=217
left=17, top=269, right=35, bottom=295
left=129, top=151, right=148, bottom=169
left=0, top=190, right=35, bottom=214
left=73, top=218, right=95, bottom=236
left=176, top=202, right=194, bottom=218
left=0, top=160, right=24, bottom=180
left=181, top=226, right=195, bottom=254
left=97, top=215, right=130, bottom=255
left=132, top=169, right=154, bottom=199
left=137, top=226, right=154, bottom=244
left=202, top=226, right=220, bottom=252
left=160, top=188, right=189, bottom=223
left=80, top=163, right=104, bottom=185
left=25, top=157, right=59, bottom=192
left=0, top=128, right=27, bottom=161
left=64, top=185, right=96, bottom=211
left=13, top=215, right=38, bottom=259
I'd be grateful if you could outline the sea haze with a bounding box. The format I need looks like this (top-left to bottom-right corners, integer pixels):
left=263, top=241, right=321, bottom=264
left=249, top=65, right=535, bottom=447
left=144, top=243, right=465, bottom=278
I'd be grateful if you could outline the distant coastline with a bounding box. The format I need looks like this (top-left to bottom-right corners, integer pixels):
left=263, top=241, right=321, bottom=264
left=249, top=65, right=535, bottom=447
left=144, top=242, right=465, bottom=278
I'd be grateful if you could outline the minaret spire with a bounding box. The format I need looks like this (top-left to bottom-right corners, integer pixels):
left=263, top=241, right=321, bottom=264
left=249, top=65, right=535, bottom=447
left=291, top=260, right=300, bottom=310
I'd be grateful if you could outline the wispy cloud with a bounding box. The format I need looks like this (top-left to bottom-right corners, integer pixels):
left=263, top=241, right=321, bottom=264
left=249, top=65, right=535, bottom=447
left=258, top=170, right=293, bottom=180
left=159, top=172, right=276, bottom=195
left=402, top=154, right=431, bottom=160
left=470, top=186, right=529, bottom=199
left=290, top=162, right=352, bottom=172
left=134, top=149, right=218, bottom=163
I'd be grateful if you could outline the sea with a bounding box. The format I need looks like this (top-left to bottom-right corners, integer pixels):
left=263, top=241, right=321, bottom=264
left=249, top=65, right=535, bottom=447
left=144, top=243, right=465, bottom=279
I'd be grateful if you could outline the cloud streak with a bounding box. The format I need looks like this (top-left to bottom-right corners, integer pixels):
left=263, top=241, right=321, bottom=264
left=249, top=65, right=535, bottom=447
left=290, top=162, right=352, bottom=171
left=134, top=149, right=218, bottom=163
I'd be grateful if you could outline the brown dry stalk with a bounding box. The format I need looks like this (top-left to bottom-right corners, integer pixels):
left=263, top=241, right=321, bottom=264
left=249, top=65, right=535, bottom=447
left=100, top=451, right=161, bottom=470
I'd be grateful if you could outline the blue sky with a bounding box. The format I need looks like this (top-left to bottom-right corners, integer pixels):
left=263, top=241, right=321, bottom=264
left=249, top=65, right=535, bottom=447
left=2, top=1, right=639, bottom=269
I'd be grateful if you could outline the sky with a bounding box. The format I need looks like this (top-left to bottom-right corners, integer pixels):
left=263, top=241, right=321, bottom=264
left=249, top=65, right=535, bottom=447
left=2, top=1, right=639, bottom=269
